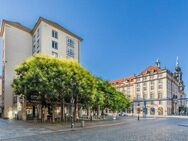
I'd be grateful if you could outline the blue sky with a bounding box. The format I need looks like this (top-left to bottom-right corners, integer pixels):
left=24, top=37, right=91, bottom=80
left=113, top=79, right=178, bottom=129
left=0, top=0, right=188, bottom=94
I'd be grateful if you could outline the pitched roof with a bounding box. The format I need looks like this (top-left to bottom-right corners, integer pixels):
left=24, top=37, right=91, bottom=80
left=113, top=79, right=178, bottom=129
left=0, top=20, right=31, bottom=36
left=140, top=66, right=161, bottom=75
left=32, top=17, right=83, bottom=41
left=110, top=76, right=135, bottom=85
left=0, top=17, right=83, bottom=41
left=110, top=66, right=161, bottom=85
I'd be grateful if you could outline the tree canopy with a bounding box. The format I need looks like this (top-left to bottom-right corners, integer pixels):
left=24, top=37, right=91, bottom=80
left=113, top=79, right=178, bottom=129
left=12, top=54, right=130, bottom=114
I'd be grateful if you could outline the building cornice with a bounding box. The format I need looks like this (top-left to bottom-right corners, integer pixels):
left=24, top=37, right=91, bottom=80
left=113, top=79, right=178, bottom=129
left=31, top=17, right=83, bottom=41
left=0, top=20, right=31, bottom=37
left=0, top=17, right=83, bottom=41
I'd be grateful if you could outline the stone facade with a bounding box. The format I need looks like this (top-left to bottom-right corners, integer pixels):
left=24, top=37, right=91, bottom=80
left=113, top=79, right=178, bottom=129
left=111, top=60, right=185, bottom=116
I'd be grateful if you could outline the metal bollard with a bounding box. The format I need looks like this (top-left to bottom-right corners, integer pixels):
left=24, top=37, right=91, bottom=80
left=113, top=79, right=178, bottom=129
left=81, top=120, right=85, bottom=128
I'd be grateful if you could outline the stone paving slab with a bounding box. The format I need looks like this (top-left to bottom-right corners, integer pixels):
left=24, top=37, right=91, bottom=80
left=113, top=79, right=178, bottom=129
left=0, top=117, right=132, bottom=140
left=2, top=118, right=188, bottom=141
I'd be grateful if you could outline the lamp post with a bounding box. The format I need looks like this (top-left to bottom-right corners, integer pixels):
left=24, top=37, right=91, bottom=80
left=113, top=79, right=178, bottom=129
left=137, top=102, right=140, bottom=121
left=143, top=100, right=146, bottom=118
left=70, top=96, right=74, bottom=128
left=70, top=79, right=75, bottom=128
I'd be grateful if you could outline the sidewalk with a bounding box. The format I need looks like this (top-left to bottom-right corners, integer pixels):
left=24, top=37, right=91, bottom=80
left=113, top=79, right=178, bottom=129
left=24, top=117, right=132, bottom=132
left=144, top=115, right=188, bottom=119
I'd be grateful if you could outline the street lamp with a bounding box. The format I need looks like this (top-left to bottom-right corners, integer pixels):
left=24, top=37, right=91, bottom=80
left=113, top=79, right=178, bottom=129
left=137, top=102, right=140, bottom=120
left=70, top=79, right=76, bottom=128
left=70, top=96, right=74, bottom=128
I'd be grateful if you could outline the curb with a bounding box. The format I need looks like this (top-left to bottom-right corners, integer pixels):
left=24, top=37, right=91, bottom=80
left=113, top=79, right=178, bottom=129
left=57, top=120, right=128, bottom=132
left=178, top=124, right=188, bottom=127
left=0, top=120, right=128, bottom=140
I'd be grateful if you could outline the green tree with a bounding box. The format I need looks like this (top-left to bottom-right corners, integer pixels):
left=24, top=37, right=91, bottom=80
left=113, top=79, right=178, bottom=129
left=12, top=54, right=97, bottom=122
left=94, top=77, right=130, bottom=116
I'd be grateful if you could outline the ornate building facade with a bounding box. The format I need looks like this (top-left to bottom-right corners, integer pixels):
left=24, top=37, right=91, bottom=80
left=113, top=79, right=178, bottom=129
left=111, top=59, right=185, bottom=116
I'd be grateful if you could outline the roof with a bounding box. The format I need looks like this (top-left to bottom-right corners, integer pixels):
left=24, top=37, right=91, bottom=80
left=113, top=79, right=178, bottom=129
left=110, top=76, right=135, bottom=85
left=110, top=66, right=161, bottom=85
left=0, top=20, right=31, bottom=36
left=140, top=66, right=161, bottom=75
left=0, top=17, right=83, bottom=41
left=32, top=17, right=83, bottom=41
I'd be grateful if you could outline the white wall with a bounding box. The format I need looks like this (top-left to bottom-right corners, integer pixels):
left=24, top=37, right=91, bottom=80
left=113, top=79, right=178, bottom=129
left=3, top=24, right=32, bottom=118
left=37, top=21, right=80, bottom=61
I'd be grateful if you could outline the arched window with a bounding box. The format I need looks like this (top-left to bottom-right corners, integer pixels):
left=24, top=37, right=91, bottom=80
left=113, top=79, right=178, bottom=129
left=158, top=107, right=163, bottom=115
left=150, top=108, right=155, bottom=115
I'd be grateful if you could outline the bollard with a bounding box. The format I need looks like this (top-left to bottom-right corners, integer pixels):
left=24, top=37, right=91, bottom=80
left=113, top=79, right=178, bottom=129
left=81, top=120, right=85, bottom=128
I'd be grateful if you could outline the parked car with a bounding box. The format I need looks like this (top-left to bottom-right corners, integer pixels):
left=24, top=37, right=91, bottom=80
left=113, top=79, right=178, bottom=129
left=118, top=112, right=128, bottom=117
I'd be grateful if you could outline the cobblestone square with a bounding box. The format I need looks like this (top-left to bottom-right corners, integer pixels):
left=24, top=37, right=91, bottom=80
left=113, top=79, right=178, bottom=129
left=1, top=117, right=188, bottom=141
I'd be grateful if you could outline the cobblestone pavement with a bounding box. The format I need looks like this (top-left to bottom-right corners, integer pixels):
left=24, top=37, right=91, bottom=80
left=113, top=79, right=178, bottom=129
left=1, top=117, right=188, bottom=141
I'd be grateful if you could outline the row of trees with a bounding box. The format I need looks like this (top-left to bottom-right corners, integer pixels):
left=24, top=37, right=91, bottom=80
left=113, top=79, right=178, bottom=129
left=12, top=54, right=130, bottom=122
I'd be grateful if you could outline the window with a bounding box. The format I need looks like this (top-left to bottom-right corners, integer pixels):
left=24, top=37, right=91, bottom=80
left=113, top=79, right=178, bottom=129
left=150, top=93, right=154, bottom=99
left=158, top=84, right=163, bottom=89
left=158, top=79, right=163, bottom=84
left=150, top=81, right=154, bottom=85
left=150, top=86, right=154, bottom=90
left=136, top=78, right=140, bottom=82
left=158, top=93, right=162, bottom=99
left=33, top=35, right=36, bottom=43
left=52, top=30, right=58, bottom=39
left=52, top=41, right=58, bottom=49
left=158, top=80, right=163, bottom=89
left=143, top=94, right=147, bottom=99
left=136, top=94, right=140, bottom=99
left=143, top=82, right=147, bottom=91
left=37, top=28, right=40, bottom=37
left=136, top=83, right=140, bottom=91
left=158, top=73, right=162, bottom=78
left=143, top=77, right=147, bottom=81
left=52, top=51, right=58, bottom=57
left=67, top=38, right=74, bottom=47
left=32, top=45, right=35, bottom=54
left=136, top=83, right=140, bottom=87
left=136, top=88, right=140, bottom=92
left=37, top=39, right=40, bottom=48
left=67, top=47, right=74, bottom=58
left=150, top=75, right=154, bottom=79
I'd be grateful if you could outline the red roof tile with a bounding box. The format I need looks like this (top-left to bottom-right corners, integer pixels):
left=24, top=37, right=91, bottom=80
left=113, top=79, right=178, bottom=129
left=140, top=66, right=160, bottom=75
left=110, top=76, right=135, bottom=85
left=110, top=66, right=161, bottom=85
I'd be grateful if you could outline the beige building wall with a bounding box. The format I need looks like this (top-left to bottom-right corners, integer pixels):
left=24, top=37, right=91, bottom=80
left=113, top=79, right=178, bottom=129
left=111, top=66, right=185, bottom=116
left=0, top=17, right=82, bottom=119
left=2, top=24, right=32, bottom=118
left=0, top=77, right=2, bottom=115
left=33, top=21, right=80, bottom=61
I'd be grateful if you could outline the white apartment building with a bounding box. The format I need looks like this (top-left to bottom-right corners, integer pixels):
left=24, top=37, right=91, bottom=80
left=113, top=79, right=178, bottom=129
left=0, top=17, right=82, bottom=119
left=0, top=76, right=2, bottom=117
left=111, top=59, right=185, bottom=116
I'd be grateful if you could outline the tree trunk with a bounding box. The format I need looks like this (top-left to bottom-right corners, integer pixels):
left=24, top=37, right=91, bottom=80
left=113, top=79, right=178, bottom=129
left=97, top=105, right=100, bottom=118
left=41, top=105, right=44, bottom=123
left=74, top=95, right=78, bottom=122
left=52, top=105, right=55, bottom=123
left=87, top=106, right=91, bottom=119
left=61, top=99, right=65, bottom=121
